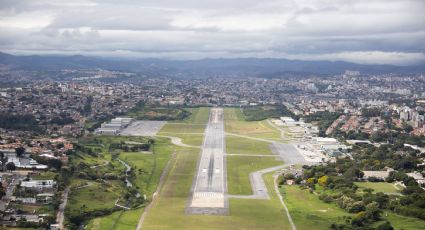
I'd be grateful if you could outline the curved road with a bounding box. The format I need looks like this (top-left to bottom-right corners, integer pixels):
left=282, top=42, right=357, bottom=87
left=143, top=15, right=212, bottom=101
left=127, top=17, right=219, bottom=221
left=156, top=135, right=200, bottom=148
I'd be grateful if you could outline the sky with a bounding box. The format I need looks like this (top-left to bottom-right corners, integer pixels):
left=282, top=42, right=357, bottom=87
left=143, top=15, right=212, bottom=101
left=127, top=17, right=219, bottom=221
left=0, top=0, right=424, bottom=65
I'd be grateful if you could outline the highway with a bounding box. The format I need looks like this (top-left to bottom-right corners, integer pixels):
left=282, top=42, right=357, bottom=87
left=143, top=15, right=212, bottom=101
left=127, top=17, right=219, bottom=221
left=187, top=108, right=228, bottom=215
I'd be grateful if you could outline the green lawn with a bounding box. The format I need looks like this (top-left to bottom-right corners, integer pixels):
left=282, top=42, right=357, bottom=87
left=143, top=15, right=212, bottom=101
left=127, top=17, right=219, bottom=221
left=127, top=105, right=191, bottom=121
left=385, top=212, right=425, bottom=230
left=166, top=133, right=204, bottom=146
left=182, top=107, right=211, bottom=124
left=226, top=135, right=274, bottom=155
left=227, top=155, right=282, bottom=195
left=142, top=147, right=290, bottom=230
left=158, top=107, right=210, bottom=135
left=282, top=185, right=351, bottom=230
left=32, top=171, right=57, bottom=180
left=76, top=109, right=211, bottom=229
left=159, top=123, right=206, bottom=134
left=224, top=108, right=281, bottom=140
left=87, top=208, right=144, bottom=230
left=119, top=137, right=174, bottom=196
left=66, top=180, right=123, bottom=215
left=283, top=185, right=425, bottom=230
left=354, top=182, right=401, bottom=194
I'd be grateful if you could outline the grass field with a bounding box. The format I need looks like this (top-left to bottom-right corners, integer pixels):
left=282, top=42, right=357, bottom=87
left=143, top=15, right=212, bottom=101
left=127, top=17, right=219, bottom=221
left=159, top=123, right=206, bottom=134
left=224, top=108, right=282, bottom=140
left=241, top=105, right=294, bottom=121
left=142, top=147, right=290, bottom=230
left=85, top=109, right=209, bottom=229
left=158, top=107, right=209, bottom=146
left=226, top=135, right=274, bottom=155
left=354, top=182, right=401, bottom=194
left=182, top=107, right=211, bottom=124
left=283, top=185, right=425, bottom=230
left=165, top=133, right=204, bottom=146
left=385, top=212, right=425, bottom=230
left=227, top=155, right=282, bottom=195
left=67, top=180, right=123, bottom=215
left=282, top=185, right=351, bottom=230
left=85, top=138, right=175, bottom=229
left=87, top=208, right=144, bottom=230
left=159, top=107, right=210, bottom=134
left=119, top=138, right=173, bottom=196
left=127, top=104, right=191, bottom=121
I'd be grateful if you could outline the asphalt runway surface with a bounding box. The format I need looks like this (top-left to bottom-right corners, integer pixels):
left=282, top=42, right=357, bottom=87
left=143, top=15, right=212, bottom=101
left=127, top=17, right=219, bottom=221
left=270, top=142, right=315, bottom=166
left=187, top=108, right=228, bottom=215
left=120, top=121, right=166, bottom=136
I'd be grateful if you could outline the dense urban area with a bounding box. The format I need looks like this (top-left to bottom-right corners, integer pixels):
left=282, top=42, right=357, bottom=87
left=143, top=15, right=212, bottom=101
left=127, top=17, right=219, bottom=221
left=0, top=67, right=424, bottom=230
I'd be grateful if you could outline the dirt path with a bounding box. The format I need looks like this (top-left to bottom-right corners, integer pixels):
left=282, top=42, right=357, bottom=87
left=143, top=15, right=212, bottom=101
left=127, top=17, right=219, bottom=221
left=274, top=175, right=297, bottom=230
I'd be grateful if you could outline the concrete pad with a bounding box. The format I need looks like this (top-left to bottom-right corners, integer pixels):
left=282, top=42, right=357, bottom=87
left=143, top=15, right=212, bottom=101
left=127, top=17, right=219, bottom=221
left=120, top=121, right=166, bottom=136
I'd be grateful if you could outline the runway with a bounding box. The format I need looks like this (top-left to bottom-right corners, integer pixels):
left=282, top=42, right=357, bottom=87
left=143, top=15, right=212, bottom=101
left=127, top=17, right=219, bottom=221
left=186, top=108, right=228, bottom=215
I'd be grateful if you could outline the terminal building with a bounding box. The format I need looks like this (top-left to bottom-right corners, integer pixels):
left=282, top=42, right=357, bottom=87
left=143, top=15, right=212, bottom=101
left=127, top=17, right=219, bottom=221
left=95, top=117, right=134, bottom=135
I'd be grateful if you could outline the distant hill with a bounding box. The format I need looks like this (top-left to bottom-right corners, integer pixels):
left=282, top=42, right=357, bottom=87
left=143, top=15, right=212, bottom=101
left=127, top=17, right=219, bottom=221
left=1, top=51, right=424, bottom=77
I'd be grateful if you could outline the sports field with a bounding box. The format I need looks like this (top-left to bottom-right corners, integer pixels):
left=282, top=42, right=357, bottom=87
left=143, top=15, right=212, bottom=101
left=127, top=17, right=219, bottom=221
left=354, top=182, right=401, bottom=194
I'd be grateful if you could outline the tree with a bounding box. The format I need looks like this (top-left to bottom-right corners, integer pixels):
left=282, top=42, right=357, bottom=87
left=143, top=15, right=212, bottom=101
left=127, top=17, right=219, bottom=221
left=376, top=221, right=394, bottom=230
left=318, top=175, right=330, bottom=187
left=0, top=151, right=7, bottom=171
left=365, top=202, right=381, bottom=221
left=15, top=146, right=25, bottom=157
left=6, top=162, right=16, bottom=171
left=351, top=211, right=367, bottom=226
left=48, top=159, right=63, bottom=170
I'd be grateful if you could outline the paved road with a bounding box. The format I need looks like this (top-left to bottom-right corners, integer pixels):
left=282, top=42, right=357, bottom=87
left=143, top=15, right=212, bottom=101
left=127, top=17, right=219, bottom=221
left=56, top=187, right=70, bottom=230
left=187, top=108, right=228, bottom=215
left=0, top=174, right=21, bottom=211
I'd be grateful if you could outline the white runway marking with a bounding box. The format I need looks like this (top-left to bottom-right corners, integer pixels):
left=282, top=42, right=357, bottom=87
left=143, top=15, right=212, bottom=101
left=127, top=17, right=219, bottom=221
left=189, top=108, right=227, bottom=210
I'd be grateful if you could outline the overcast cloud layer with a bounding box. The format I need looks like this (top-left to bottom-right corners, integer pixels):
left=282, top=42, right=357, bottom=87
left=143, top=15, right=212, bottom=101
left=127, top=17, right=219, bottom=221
left=0, top=0, right=424, bottom=65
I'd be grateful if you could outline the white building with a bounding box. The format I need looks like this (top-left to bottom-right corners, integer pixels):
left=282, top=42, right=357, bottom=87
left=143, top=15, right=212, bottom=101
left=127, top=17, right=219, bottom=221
left=406, top=172, right=425, bottom=185
left=21, top=180, right=55, bottom=189
left=95, top=117, right=134, bottom=135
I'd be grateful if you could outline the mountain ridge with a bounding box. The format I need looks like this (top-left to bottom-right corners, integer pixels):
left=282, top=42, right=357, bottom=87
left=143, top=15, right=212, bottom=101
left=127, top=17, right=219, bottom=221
left=1, top=51, right=424, bottom=76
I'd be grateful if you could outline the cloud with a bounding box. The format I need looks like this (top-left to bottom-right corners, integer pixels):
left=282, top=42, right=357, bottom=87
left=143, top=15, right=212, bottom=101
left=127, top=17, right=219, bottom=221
left=0, top=0, right=424, bottom=65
